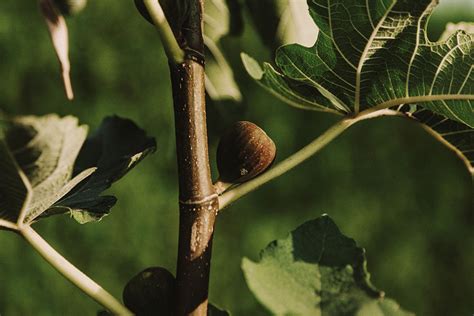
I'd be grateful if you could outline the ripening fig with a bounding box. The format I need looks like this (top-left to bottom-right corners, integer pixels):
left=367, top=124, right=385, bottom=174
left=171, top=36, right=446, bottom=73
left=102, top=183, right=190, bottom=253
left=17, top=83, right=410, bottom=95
left=216, top=121, right=276, bottom=191
left=123, top=267, right=176, bottom=316
left=53, top=0, right=87, bottom=16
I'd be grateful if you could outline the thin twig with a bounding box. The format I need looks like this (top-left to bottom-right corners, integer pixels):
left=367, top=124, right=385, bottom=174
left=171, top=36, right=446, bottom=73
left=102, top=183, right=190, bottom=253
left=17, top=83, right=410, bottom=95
left=218, top=109, right=402, bottom=209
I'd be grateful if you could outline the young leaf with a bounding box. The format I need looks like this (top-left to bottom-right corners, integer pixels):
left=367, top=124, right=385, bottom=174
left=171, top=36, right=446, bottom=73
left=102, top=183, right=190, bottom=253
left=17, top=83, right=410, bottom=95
left=204, top=0, right=242, bottom=102
left=245, top=0, right=318, bottom=49
left=242, top=215, right=413, bottom=316
left=244, top=0, right=473, bottom=126
left=46, top=116, right=156, bottom=223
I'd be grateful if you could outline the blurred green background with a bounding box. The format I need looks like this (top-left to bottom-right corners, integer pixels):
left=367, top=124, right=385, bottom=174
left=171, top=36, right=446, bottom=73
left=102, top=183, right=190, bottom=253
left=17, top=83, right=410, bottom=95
left=0, top=0, right=473, bottom=315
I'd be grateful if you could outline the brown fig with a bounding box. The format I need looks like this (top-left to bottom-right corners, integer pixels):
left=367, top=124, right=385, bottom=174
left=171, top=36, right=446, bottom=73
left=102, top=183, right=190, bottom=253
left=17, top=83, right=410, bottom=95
left=122, top=267, right=176, bottom=316
left=216, top=121, right=276, bottom=184
left=53, top=0, right=87, bottom=16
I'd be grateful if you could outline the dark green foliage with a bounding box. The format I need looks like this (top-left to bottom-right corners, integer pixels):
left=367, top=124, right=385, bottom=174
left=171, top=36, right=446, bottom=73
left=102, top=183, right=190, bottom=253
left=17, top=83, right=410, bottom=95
left=0, top=115, right=155, bottom=226
left=243, top=215, right=413, bottom=315
left=48, top=116, right=157, bottom=223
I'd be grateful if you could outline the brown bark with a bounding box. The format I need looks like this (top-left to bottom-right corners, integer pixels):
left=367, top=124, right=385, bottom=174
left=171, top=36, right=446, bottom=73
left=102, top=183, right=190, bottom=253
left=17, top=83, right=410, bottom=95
left=169, top=1, right=218, bottom=315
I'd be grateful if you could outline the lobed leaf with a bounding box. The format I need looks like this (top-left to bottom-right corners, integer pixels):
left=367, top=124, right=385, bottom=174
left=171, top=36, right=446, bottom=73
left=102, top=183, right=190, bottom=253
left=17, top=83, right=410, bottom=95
left=47, top=116, right=156, bottom=224
left=242, top=215, right=413, bottom=316
left=0, top=114, right=155, bottom=229
left=244, top=0, right=473, bottom=126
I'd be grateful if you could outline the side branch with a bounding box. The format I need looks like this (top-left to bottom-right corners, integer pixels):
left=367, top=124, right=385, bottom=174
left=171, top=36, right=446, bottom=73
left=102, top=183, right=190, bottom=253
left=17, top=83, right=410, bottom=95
left=218, top=109, right=402, bottom=209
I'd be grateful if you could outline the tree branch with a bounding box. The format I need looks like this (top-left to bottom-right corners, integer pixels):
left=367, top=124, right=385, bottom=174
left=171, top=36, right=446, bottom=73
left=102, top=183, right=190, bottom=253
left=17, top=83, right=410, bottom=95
left=170, top=1, right=217, bottom=315
left=218, top=109, right=402, bottom=209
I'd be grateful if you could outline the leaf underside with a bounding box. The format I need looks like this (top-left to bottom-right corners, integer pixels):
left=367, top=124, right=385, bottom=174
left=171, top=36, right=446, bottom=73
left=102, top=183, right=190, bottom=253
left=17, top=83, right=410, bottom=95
left=46, top=115, right=156, bottom=223
left=244, top=0, right=473, bottom=125
left=242, top=215, right=413, bottom=316
left=0, top=140, right=29, bottom=224
left=2, top=115, right=88, bottom=225
left=242, top=1, right=473, bottom=175
left=0, top=115, right=155, bottom=228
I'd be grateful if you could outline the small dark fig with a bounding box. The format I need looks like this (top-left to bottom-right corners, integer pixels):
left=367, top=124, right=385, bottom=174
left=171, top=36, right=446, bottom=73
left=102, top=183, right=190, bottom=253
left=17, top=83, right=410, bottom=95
left=217, top=121, right=276, bottom=184
left=122, top=267, right=176, bottom=316
left=53, top=0, right=87, bottom=16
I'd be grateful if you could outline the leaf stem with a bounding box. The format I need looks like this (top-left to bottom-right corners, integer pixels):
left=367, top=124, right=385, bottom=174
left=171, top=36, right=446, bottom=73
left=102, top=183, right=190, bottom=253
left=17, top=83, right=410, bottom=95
left=143, top=0, right=185, bottom=63
left=218, top=109, right=401, bottom=209
left=19, top=225, right=132, bottom=315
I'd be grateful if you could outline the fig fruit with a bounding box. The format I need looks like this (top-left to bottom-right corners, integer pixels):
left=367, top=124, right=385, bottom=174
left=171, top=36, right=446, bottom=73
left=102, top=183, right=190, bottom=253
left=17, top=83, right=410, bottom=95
left=123, top=267, right=176, bottom=316
left=216, top=121, right=276, bottom=184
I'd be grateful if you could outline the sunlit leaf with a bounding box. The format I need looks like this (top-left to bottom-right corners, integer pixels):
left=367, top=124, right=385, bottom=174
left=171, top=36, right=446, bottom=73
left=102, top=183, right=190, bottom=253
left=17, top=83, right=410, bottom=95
left=242, top=215, right=413, bottom=315
left=204, top=0, right=242, bottom=102
left=0, top=115, right=155, bottom=228
left=48, top=116, right=156, bottom=223
left=39, top=0, right=74, bottom=100
left=439, top=22, right=474, bottom=41
left=4, top=115, right=89, bottom=224
left=245, top=0, right=318, bottom=49
left=244, top=0, right=474, bottom=127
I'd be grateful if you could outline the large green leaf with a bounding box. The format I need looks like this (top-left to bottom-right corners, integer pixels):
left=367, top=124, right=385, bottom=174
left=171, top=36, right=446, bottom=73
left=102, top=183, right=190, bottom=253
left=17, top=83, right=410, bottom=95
left=46, top=116, right=156, bottom=223
left=2, top=115, right=94, bottom=225
left=243, top=0, right=474, bottom=126
left=242, top=215, right=413, bottom=316
left=0, top=115, right=155, bottom=229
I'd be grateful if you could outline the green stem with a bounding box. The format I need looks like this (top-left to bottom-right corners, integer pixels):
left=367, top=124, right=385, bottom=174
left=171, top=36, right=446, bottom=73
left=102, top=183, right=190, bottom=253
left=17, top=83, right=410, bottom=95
left=218, top=108, right=401, bottom=209
left=143, top=0, right=185, bottom=63
left=20, top=225, right=132, bottom=315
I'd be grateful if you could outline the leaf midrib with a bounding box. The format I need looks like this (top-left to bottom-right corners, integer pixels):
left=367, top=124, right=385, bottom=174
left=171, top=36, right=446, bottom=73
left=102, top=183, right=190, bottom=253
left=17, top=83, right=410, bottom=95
left=355, top=0, right=397, bottom=113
